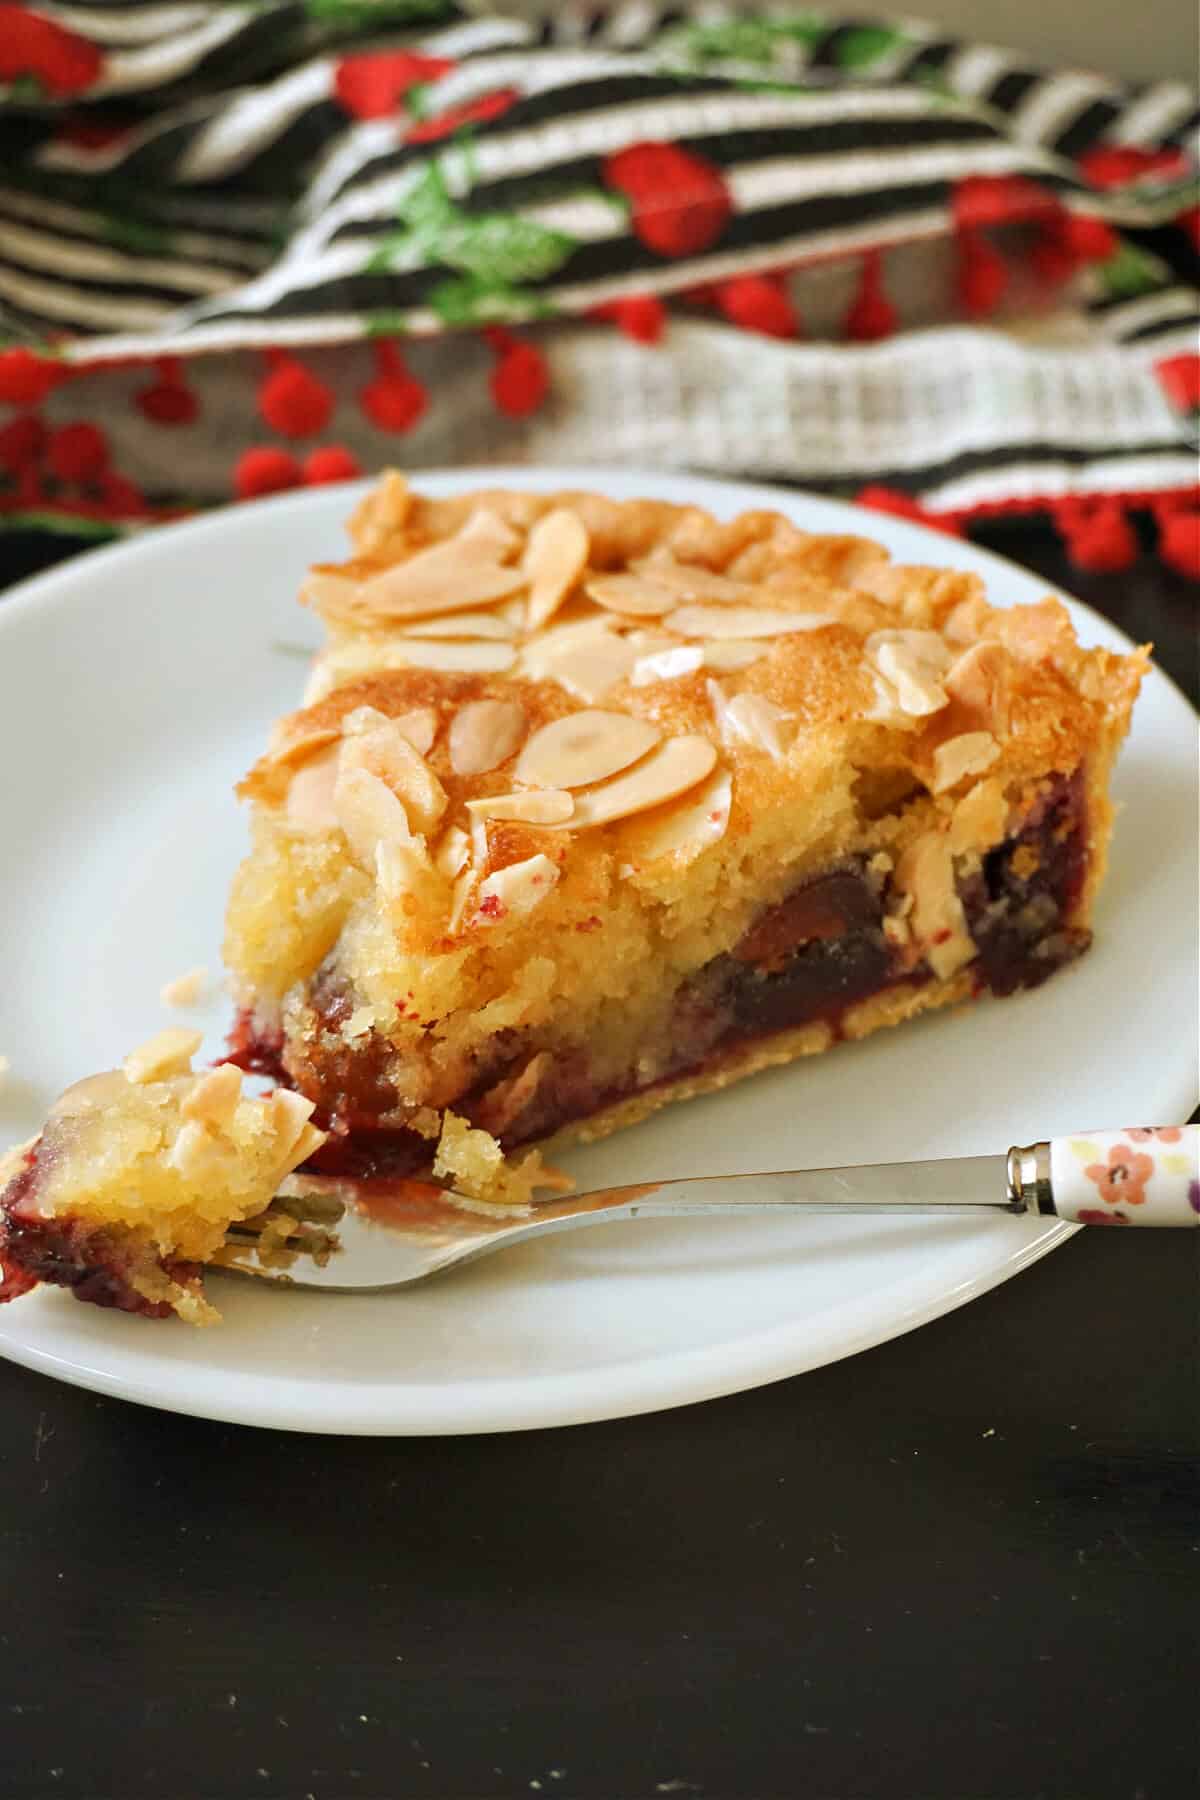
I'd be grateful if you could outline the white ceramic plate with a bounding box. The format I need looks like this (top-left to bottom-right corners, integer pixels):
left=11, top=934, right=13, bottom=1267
left=0, top=470, right=1195, bottom=1434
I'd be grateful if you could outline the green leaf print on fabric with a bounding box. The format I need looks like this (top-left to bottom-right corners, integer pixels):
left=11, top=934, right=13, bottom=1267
left=1099, top=243, right=1170, bottom=298
left=835, top=27, right=909, bottom=70
left=660, top=16, right=827, bottom=70
left=302, top=0, right=453, bottom=27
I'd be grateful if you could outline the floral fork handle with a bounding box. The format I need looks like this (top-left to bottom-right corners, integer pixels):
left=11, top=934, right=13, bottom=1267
left=1011, top=1128, right=1198, bottom=1225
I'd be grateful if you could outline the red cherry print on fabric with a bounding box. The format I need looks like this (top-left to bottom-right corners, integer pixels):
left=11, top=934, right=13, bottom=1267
left=589, top=295, right=667, bottom=344
left=0, top=348, right=65, bottom=407
left=715, top=274, right=799, bottom=339
left=604, top=143, right=733, bottom=258
left=333, top=51, right=455, bottom=120
left=855, top=486, right=962, bottom=537
left=1157, top=507, right=1200, bottom=582
left=956, top=227, right=1008, bottom=317
left=844, top=251, right=897, bottom=342
left=234, top=448, right=303, bottom=501
left=1154, top=354, right=1200, bottom=414
left=484, top=328, right=549, bottom=418
left=1053, top=500, right=1138, bottom=573
left=359, top=342, right=428, bottom=434
left=303, top=446, right=362, bottom=485
left=0, top=7, right=103, bottom=98
left=257, top=352, right=334, bottom=439
left=405, top=89, right=518, bottom=145
left=96, top=471, right=145, bottom=517
left=46, top=421, right=108, bottom=483
left=953, top=175, right=1059, bottom=229
left=0, top=414, right=45, bottom=473
left=1077, top=146, right=1188, bottom=189
left=1179, top=206, right=1200, bottom=252
left=136, top=357, right=199, bottom=426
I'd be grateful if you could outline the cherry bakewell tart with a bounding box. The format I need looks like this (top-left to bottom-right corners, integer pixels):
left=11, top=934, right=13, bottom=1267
left=0, top=473, right=1145, bottom=1320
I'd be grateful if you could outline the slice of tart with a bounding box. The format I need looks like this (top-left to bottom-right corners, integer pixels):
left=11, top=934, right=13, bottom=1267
left=223, top=475, right=1146, bottom=1188
left=0, top=1030, right=325, bottom=1321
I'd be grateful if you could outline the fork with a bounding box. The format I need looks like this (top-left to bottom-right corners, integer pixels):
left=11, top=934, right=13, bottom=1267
left=216, top=1127, right=1197, bottom=1293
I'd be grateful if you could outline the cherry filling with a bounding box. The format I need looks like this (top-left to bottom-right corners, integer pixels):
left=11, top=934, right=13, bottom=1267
left=0, top=1149, right=189, bottom=1316
left=226, top=772, right=1090, bottom=1173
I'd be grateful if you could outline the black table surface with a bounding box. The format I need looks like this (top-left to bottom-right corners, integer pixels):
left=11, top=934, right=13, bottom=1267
left=1, top=519, right=1197, bottom=1800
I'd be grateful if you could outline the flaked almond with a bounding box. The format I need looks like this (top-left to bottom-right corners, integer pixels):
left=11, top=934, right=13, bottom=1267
left=124, top=1027, right=202, bottom=1085
left=942, top=591, right=993, bottom=645
left=457, top=505, right=522, bottom=560
left=300, top=569, right=359, bottom=618
left=894, top=832, right=975, bottom=981
left=400, top=610, right=516, bottom=641
left=376, top=837, right=434, bottom=902
left=168, top=1119, right=233, bottom=1181
left=472, top=853, right=560, bottom=926
left=515, top=710, right=660, bottom=790
left=435, top=824, right=472, bottom=878
left=393, top=707, right=439, bottom=756
left=632, top=645, right=704, bottom=686
left=631, top=556, right=752, bottom=604
left=265, top=721, right=341, bottom=769
left=467, top=790, right=574, bottom=825
left=268, top=1087, right=323, bottom=1161
left=949, top=777, right=1008, bottom=855
left=585, top=573, right=677, bottom=617
left=449, top=699, right=527, bottom=777
left=355, top=540, right=526, bottom=620
left=620, top=767, right=732, bottom=866
left=524, top=507, right=590, bottom=631
left=667, top=604, right=838, bottom=640
left=348, top=470, right=410, bottom=553
left=702, top=640, right=766, bottom=672
left=160, top=966, right=207, bottom=1009
left=339, top=719, right=446, bottom=834
left=564, top=734, right=718, bottom=829
left=516, top=615, right=637, bottom=701
left=707, top=682, right=793, bottom=761
left=285, top=745, right=340, bottom=831
left=382, top=640, right=517, bottom=674
left=930, top=731, right=1000, bottom=794
left=181, top=1063, right=243, bottom=1130
left=865, top=629, right=951, bottom=719
left=335, top=766, right=414, bottom=867
left=446, top=866, right=476, bottom=934
left=943, top=639, right=1012, bottom=735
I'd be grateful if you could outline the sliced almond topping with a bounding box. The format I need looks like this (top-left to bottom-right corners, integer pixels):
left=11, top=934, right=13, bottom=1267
left=341, top=704, right=390, bottom=737
left=268, top=1087, right=322, bottom=1160
left=472, top=853, right=561, bottom=926
left=942, top=592, right=993, bottom=645
left=181, top=1063, right=243, bottom=1130
left=707, top=682, right=793, bottom=761
left=435, top=824, right=472, bottom=878
left=285, top=744, right=340, bottom=832
left=515, top=614, right=639, bottom=701
left=523, top=507, right=590, bottom=631
left=393, top=706, right=439, bottom=756
left=446, top=866, right=476, bottom=934
left=865, top=629, right=952, bottom=719
left=339, top=719, right=446, bottom=835
left=124, top=1027, right=202, bottom=1086
left=467, top=790, right=574, bottom=826
left=930, top=731, right=1000, bottom=794
left=300, top=569, right=359, bottom=618
left=943, top=639, right=1012, bottom=735
left=449, top=699, right=527, bottom=777
left=702, top=640, right=766, bottom=672
left=168, top=1118, right=234, bottom=1181
left=515, top=710, right=660, bottom=791
left=265, top=721, right=341, bottom=769
left=400, top=610, right=517, bottom=641
left=586, top=573, right=677, bottom=617
left=632, top=645, right=704, bottom=686
left=565, top=734, right=718, bottom=829
left=375, top=837, right=434, bottom=902
left=348, top=470, right=410, bottom=554
left=631, top=556, right=752, bottom=603
left=667, top=604, right=838, bottom=640
left=456, top=506, right=523, bottom=560
left=160, top=966, right=207, bottom=1009
left=334, top=766, right=414, bottom=867
left=387, top=640, right=518, bottom=675
left=620, top=767, right=732, bottom=867
left=354, top=541, right=527, bottom=620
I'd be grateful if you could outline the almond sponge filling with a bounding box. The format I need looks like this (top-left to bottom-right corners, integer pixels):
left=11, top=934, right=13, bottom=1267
left=231, top=770, right=1088, bottom=1180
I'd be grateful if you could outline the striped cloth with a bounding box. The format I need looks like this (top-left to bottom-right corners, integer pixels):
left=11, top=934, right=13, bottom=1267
left=0, top=2, right=1196, bottom=555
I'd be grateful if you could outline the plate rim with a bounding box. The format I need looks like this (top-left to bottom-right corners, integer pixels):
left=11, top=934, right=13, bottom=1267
left=0, top=467, right=1195, bottom=1435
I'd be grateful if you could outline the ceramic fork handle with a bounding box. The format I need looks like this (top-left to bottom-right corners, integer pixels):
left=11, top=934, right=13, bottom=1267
left=1008, top=1128, right=1198, bottom=1225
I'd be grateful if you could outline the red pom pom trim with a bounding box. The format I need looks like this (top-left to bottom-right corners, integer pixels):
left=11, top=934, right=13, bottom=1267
left=234, top=447, right=303, bottom=500
left=303, top=445, right=362, bottom=485
left=257, top=353, right=334, bottom=439
left=359, top=342, right=428, bottom=434
left=46, top=421, right=109, bottom=483
left=715, top=273, right=799, bottom=339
